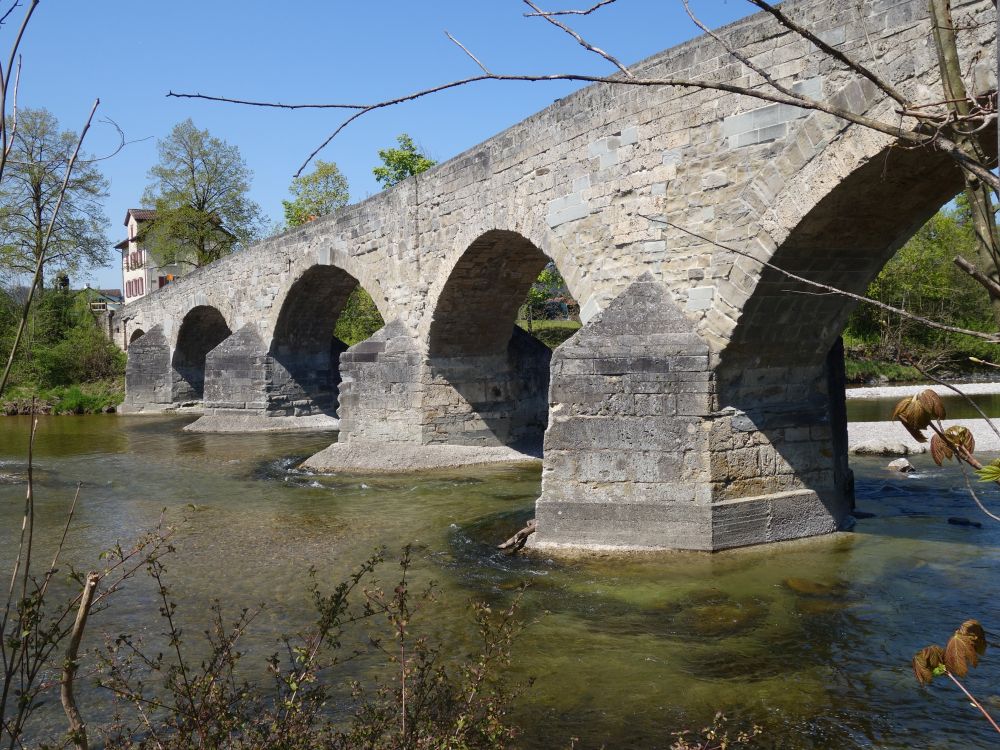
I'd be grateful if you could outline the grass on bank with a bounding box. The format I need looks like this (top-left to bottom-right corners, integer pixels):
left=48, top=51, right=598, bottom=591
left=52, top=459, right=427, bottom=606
left=3, top=377, right=124, bottom=414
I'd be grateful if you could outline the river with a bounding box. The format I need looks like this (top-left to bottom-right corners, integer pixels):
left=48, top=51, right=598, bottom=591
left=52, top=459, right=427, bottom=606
left=1, top=414, right=999, bottom=748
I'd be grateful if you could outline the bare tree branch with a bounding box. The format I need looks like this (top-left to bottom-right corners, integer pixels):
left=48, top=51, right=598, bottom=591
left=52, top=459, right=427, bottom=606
left=523, top=0, right=618, bottom=17
left=61, top=572, right=98, bottom=750
left=639, top=213, right=1000, bottom=344
left=522, top=0, right=634, bottom=78
left=955, top=254, right=1000, bottom=297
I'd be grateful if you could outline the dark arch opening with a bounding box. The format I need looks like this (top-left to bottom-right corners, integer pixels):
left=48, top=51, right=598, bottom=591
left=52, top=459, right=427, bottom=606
left=172, top=306, right=231, bottom=401
left=427, top=230, right=574, bottom=449
left=721, top=141, right=989, bottom=371
left=715, top=131, right=996, bottom=514
left=128, top=328, right=145, bottom=345
left=269, top=265, right=384, bottom=417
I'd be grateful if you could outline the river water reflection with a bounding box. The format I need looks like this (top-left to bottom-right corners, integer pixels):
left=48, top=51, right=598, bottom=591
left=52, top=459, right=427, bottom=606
left=2, top=414, right=999, bottom=748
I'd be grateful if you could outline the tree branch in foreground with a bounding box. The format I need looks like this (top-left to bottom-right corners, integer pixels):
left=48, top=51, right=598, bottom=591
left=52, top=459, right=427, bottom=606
left=168, top=0, right=996, bottom=181
left=640, top=213, right=1000, bottom=344
left=62, top=572, right=99, bottom=750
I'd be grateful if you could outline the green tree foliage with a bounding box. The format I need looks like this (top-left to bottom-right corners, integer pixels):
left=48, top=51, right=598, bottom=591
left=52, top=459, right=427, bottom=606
left=143, top=119, right=264, bottom=268
left=334, top=286, right=384, bottom=346
left=372, top=134, right=436, bottom=189
left=283, top=160, right=350, bottom=227
left=0, top=286, right=124, bottom=392
left=844, top=205, right=1000, bottom=373
left=0, top=108, right=109, bottom=286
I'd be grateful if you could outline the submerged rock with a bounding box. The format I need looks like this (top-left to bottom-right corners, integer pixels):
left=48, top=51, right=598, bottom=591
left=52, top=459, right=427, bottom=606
left=887, top=458, right=915, bottom=473
left=947, top=516, right=983, bottom=529
left=783, top=577, right=847, bottom=597
left=672, top=589, right=768, bottom=639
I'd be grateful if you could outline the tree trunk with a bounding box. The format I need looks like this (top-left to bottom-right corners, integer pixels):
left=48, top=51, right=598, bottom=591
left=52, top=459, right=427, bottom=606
left=929, top=0, right=1000, bottom=327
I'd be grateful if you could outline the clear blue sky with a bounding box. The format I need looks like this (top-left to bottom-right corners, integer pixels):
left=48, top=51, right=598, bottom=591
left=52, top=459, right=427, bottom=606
left=17, top=1, right=752, bottom=290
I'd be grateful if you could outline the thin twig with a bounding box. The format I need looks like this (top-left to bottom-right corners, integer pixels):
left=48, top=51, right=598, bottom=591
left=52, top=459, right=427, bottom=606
left=522, top=0, right=634, bottom=78
left=523, top=0, right=618, bottom=16
left=954, top=459, right=1000, bottom=524
left=639, top=214, right=1000, bottom=344
left=445, top=32, right=492, bottom=75
left=946, top=670, right=1000, bottom=734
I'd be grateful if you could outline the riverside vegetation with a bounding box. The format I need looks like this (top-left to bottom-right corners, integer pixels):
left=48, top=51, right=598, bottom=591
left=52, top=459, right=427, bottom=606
left=0, top=285, right=124, bottom=414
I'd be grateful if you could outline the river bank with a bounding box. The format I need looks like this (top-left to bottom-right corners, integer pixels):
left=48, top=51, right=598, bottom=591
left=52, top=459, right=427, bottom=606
left=1, top=379, right=123, bottom=415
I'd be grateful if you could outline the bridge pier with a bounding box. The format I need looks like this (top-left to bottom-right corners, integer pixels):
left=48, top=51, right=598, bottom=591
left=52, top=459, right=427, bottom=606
left=530, top=275, right=852, bottom=552
left=184, top=324, right=346, bottom=432
left=121, top=325, right=173, bottom=413
left=422, top=326, right=550, bottom=449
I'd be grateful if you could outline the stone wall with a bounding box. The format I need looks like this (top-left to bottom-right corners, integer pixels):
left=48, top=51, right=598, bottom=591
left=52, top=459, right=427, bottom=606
left=534, top=274, right=716, bottom=550
left=120, top=326, right=171, bottom=412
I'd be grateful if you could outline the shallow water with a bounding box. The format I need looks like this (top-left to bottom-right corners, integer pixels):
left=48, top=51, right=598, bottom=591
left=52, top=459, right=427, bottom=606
left=846, top=391, right=1000, bottom=422
left=2, top=414, right=1000, bottom=748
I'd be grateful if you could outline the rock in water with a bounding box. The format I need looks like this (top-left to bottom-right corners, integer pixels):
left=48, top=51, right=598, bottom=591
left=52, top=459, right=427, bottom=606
left=947, top=517, right=983, bottom=529
left=887, top=458, right=915, bottom=473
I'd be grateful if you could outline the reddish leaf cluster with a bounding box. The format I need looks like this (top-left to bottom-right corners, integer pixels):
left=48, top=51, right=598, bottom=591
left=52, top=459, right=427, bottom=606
left=930, top=425, right=976, bottom=466
left=913, top=620, right=988, bottom=685
left=891, top=389, right=945, bottom=443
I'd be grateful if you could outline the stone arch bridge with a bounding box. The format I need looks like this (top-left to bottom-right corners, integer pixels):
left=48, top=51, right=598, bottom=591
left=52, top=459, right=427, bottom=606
left=122, top=0, right=996, bottom=551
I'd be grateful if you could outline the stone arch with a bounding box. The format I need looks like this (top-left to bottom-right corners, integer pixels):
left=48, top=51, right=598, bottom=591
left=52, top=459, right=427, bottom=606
left=172, top=305, right=232, bottom=401
left=424, top=229, right=575, bottom=448
left=128, top=328, right=145, bottom=345
left=709, top=127, right=995, bottom=531
left=723, top=139, right=970, bottom=372
left=267, top=264, right=382, bottom=416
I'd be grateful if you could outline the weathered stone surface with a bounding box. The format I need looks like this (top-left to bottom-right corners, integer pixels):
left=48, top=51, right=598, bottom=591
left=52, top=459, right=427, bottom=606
left=120, top=326, right=171, bottom=413
left=120, top=0, right=995, bottom=551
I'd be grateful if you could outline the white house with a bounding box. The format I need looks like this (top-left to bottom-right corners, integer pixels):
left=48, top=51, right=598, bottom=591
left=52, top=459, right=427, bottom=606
left=116, top=208, right=188, bottom=304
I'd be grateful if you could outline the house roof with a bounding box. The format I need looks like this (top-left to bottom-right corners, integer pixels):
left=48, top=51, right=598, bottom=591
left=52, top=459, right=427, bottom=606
left=124, top=208, right=156, bottom=224
left=98, top=288, right=123, bottom=300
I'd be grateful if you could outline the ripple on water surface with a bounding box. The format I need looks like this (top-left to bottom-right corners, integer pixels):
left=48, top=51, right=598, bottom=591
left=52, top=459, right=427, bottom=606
left=2, top=417, right=1000, bottom=748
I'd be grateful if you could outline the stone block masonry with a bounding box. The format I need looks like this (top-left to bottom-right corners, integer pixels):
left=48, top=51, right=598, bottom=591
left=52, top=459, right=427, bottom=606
left=121, top=0, right=995, bottom=551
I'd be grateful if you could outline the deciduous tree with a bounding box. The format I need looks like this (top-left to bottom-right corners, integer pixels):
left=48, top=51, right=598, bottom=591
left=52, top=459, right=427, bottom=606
left=142, top=119, right=264, bottom=268
left=0, top=107, right=108, bottom=286
left=282, top=159, right=349, bottom=227
left=373, top=133, right=436, bottom=188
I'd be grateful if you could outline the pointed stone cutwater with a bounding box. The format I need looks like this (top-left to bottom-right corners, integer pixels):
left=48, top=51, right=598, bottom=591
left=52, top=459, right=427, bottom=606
left=532, top=273, right=717, bottom=551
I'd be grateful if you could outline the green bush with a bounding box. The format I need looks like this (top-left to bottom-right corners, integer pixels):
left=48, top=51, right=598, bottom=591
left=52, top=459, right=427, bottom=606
left=0, top=288, right=126, bottom=395
left=34, top=323, right=125, bottom=386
